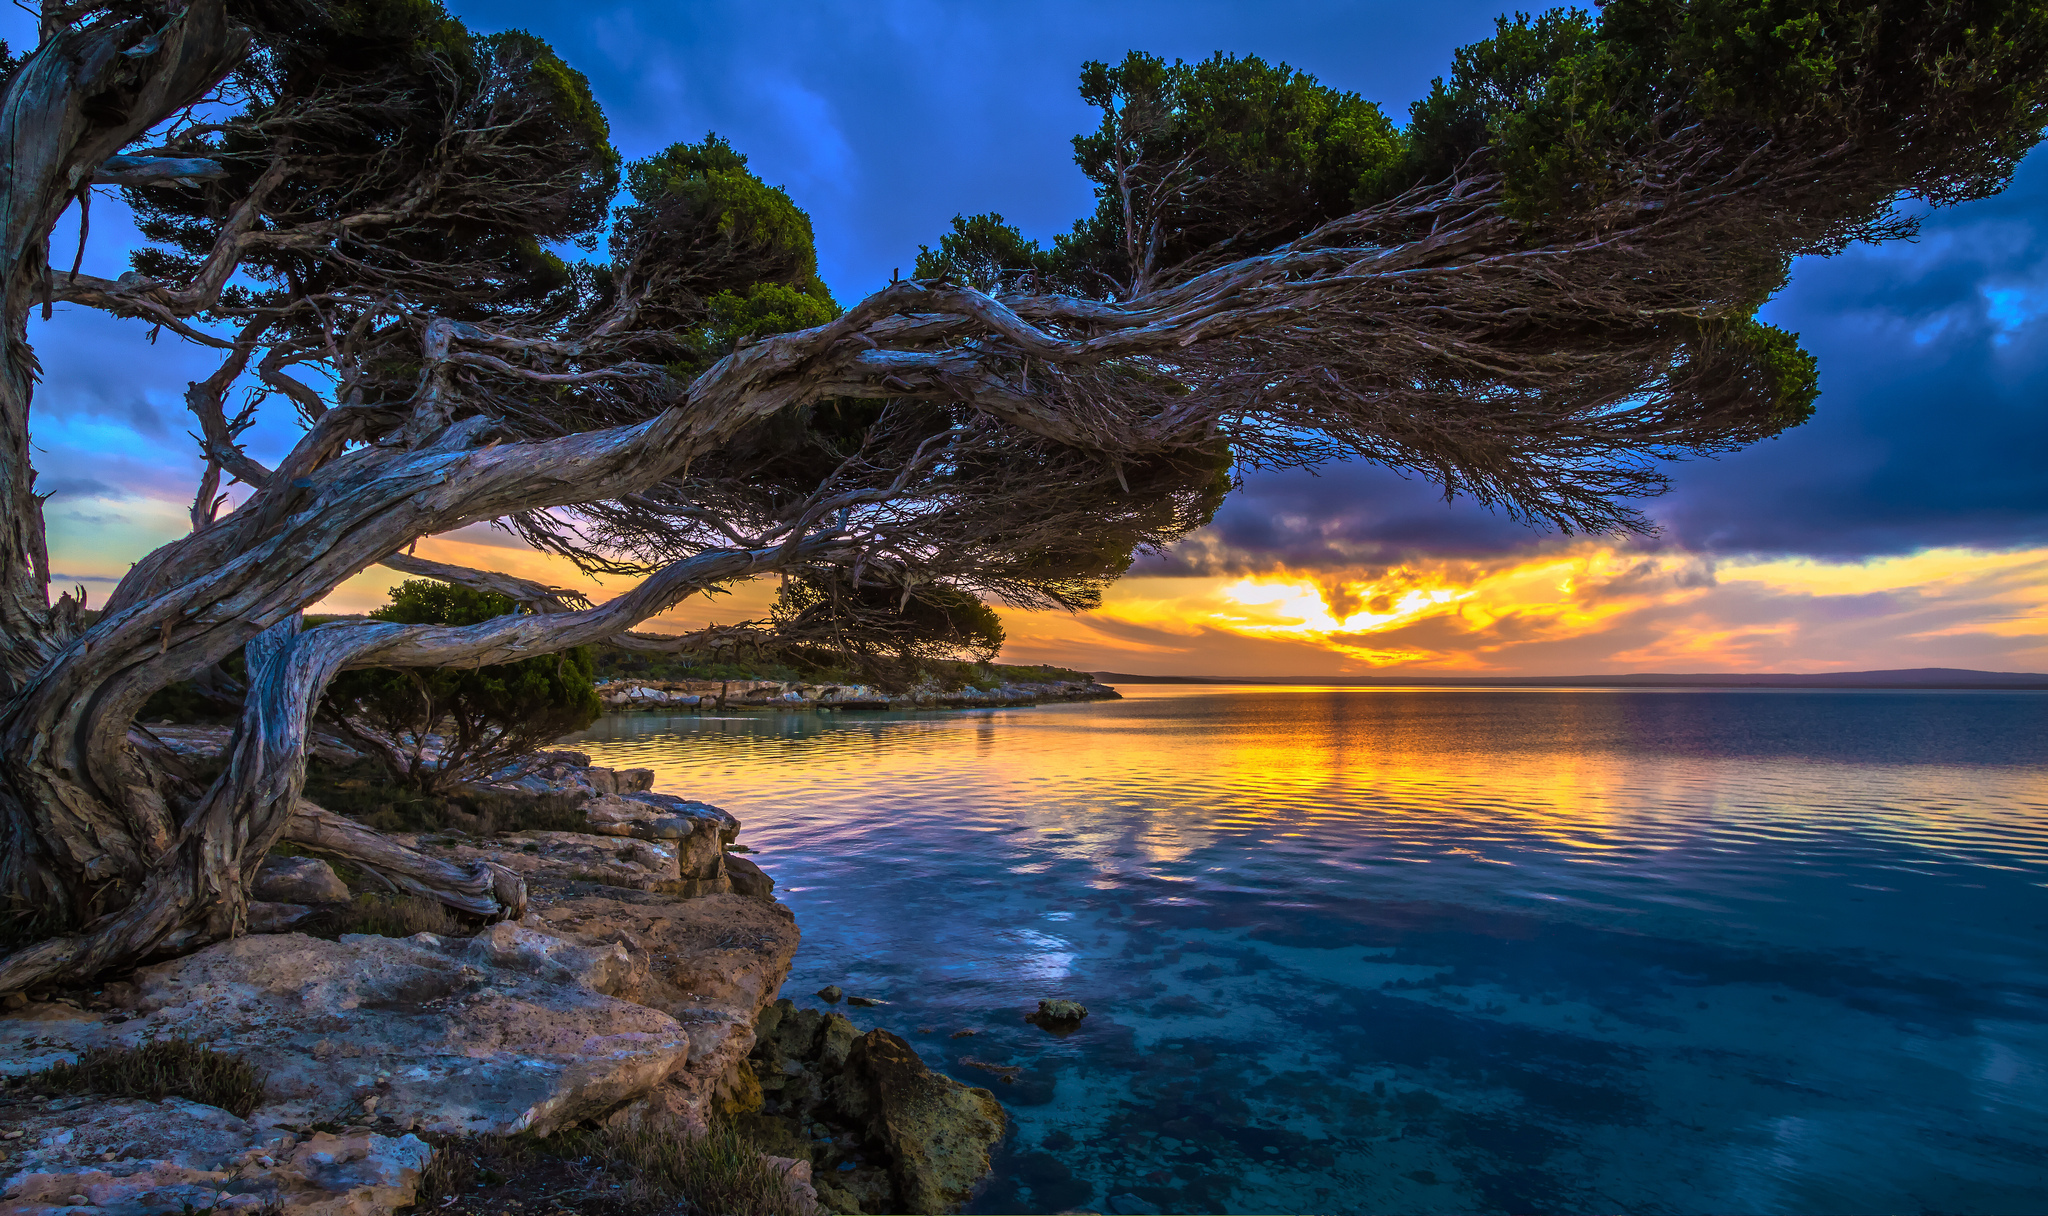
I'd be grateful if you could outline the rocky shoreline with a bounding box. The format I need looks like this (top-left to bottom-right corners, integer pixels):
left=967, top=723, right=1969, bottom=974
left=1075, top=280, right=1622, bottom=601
left=599, top=676, right=1119, bottom=713
left=0, top=751, right=1007, bottom=1216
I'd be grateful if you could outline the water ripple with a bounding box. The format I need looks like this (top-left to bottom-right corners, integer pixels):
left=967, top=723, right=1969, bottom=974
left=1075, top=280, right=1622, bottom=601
left=567, top=688, right=2048, bottom=1215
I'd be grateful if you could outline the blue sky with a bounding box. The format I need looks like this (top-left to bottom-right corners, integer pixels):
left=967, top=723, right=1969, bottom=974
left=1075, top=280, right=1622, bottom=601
left=15, top=2, right=2048, bottom=673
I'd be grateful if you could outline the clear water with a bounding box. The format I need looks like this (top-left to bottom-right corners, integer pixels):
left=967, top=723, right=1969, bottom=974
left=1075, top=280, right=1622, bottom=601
left=566, top=687, right=2048, bottom=1215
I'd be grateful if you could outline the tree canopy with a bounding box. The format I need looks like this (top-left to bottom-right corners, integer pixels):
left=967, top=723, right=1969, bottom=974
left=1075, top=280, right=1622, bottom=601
left=1, top=0, right=2043, bottom=990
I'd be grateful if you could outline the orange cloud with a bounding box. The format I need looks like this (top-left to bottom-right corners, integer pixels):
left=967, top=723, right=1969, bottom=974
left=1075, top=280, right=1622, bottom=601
left=293, top=527, right=2048, bottom=677
left=995, top=544, right=2048, bottom=676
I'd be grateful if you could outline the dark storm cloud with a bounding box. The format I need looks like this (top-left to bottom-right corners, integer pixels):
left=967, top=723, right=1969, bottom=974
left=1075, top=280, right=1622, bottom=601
left=1135, top=463, right=1551, bottom=577
left=1651, top=153, right=2048, bottom=559
left=38, top=476, right=118, bottom=501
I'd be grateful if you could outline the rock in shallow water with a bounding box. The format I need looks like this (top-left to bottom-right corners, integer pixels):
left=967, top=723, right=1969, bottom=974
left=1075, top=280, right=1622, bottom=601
left=846, top=1030, right=1006, bottom=1213
left=1026, top=998, right=1089, bottom=1033
left=726, top=852, right=775, bottom=899
left=740, top=1002, right=1004, bottom=1214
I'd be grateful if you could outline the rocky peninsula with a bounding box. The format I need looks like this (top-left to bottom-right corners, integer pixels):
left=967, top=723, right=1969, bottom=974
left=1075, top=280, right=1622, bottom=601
left=0, top=747, right=1008, bottom=1216
left=597, top=675, right=1120, bottom=713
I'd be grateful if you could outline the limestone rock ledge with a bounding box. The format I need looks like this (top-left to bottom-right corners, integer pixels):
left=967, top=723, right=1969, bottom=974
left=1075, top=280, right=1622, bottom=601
left=0, top=1096, right=429, bottom=1216
left=3, top=881, right=802, bottom=1216
left=1, top=929, right=691, bottom=1138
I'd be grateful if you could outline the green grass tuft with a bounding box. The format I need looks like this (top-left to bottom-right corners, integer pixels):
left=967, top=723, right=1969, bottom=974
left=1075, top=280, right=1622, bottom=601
left=602, top=1113, right=811, bottom=1216
left=27, top=1039, right=265, bottom=1118
left=413, top=1114, right=807, bottom=1216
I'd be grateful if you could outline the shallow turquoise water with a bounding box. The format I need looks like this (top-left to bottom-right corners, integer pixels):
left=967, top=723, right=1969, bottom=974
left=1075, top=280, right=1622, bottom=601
left=567, top=686, right=2048, bottom=1215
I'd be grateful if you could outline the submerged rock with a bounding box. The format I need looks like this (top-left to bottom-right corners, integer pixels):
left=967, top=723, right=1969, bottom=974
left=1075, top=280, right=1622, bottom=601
left=1026, top=999, right=1089, bottom=1033
left=817, top=985, right=843, bottom=1003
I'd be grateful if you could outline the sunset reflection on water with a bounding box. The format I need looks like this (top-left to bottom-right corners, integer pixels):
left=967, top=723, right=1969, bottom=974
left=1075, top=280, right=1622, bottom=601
left=568, top=686, right=2048, bottom=1215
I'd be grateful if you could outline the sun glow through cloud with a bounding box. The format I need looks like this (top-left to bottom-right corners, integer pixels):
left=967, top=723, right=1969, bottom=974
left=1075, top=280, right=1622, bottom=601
left=994, top=543, right=2048, bottom=676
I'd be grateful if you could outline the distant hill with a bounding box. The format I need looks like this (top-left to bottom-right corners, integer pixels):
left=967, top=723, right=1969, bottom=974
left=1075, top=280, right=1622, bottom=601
left=1090, top=668, right=2048, bottom=690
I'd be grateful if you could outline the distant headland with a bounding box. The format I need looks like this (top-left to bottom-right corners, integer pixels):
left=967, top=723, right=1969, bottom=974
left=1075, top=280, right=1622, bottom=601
left=1091, top=668, right=2048, bottom=690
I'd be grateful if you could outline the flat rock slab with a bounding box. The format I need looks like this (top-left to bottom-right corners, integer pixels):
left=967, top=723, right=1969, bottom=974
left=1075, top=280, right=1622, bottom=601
left=0, top=930, right=690, bottom=1138
left=533, top=891, right=799, bottom=1126
left=471, top=751, right=654, bottom=801
left=0, top=1095, right=429, bottom=1216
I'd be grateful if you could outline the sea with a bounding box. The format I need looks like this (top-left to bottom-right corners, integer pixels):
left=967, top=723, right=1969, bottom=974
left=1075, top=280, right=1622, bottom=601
left=566, top=685, right=2048, bottom=1216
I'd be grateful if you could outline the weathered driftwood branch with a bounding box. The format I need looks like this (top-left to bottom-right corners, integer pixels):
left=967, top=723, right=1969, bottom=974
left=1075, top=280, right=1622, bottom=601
left=379, top=551, right=590, bottom=613
left=284, top=801, right=527, bottom=920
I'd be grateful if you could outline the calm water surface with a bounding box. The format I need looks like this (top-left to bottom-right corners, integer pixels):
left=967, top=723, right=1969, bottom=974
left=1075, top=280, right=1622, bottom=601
left=567, top=687, right=2048, bottom=1215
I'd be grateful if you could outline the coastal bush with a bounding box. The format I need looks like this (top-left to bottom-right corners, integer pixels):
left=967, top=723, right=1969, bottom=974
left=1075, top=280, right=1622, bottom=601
left=25, top=1039, right=265, bottom=1118
left=322, top=581, right=602, bottom=794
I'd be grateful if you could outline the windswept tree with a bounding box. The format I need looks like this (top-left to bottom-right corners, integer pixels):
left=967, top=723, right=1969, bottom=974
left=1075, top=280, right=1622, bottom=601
left=1, top=0, right=2044, bottom=989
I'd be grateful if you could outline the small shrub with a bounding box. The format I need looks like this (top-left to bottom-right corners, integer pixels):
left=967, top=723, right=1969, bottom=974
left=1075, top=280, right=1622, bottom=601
left=299, top=893, right=468, bottom=940
left=323, top=580, right=602, bottom=793
left=28, top=1039, right=265, bottom=1117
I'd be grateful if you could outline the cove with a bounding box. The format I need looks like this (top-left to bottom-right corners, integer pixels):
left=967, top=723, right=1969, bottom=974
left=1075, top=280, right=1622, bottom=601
left=567, top=685, right=2048, bottom=1216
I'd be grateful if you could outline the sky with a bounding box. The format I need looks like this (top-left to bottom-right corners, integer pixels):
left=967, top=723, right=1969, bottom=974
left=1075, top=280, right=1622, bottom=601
left=16, top=1, right=2048, bottom=677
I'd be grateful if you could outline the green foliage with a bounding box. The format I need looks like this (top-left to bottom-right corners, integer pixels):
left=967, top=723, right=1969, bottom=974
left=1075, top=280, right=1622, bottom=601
left=1404, top=9, right=1601, bottom=190
left=616, top=133, right=839, bottom=356
left=322, top=581, right=600, bottom=791
left=913, top=213, right=1065, bottom=292
left=300, top=760, right=591, bottom=834
left=1054, top=51, right=1403, bottom=289
left=27, top=1040, right=266, bottom=1118
left=704, top=280, right=839, bottom=348
left=129, top=0, right=619, bottom=321
left=1406, top=0, right=2048, bottom=223
left=773, top=575, right=1008, bottom=670
left=1679, top=315, right=1822, bottom=436
left=595, top=646, right=818, bottom=686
